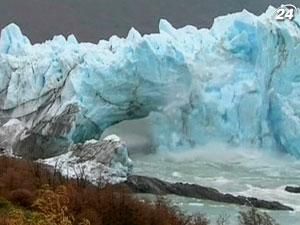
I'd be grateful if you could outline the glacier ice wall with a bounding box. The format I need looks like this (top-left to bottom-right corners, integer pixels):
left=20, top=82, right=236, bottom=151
left=1, top=6, right=300, bottom=158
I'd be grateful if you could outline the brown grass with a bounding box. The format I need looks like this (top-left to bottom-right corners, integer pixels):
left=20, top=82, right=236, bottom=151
left=0, top=156, right=209, bottom=225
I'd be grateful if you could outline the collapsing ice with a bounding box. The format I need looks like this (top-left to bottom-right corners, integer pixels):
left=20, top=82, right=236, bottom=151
left=1, top=6, right=300, bottom=159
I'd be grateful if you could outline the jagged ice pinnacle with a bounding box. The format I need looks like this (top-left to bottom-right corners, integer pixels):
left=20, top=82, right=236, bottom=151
left=1, top=6, right=300, bottom=158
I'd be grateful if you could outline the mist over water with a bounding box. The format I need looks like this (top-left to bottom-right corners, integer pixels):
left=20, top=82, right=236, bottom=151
left=101, top=118, right=300, bottom=224
left=101, top=117, right=155, bottom=154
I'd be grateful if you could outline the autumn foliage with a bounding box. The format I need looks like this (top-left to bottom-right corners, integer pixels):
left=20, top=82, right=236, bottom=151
left=0, top=156, right=280, bottom=225
left=0, top=156, right=209, bottom=225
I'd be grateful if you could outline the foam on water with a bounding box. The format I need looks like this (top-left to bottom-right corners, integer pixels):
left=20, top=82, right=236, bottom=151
left=235, top=185, right=300, bottom=212
left=132, top=143, right=300, bottom=224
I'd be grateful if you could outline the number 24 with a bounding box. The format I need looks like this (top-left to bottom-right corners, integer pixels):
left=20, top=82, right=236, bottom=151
left=276, top=8, right=295, bottom=21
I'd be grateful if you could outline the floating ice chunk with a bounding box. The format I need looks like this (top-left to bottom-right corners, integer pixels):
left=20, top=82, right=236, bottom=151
left=104, top=134, right=121, bottom=142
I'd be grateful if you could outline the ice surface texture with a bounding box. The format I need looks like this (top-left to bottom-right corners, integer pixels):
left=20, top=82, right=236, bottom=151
left=1, top=6, right=300, bottom=157
left=42, top=134, right=133, bottom=185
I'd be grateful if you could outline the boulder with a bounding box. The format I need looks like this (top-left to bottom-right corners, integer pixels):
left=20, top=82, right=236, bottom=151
left=285, top=186, right=300, bottom=194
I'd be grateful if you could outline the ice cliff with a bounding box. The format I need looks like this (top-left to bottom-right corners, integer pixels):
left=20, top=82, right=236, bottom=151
left=1, top=6, right=300, bottom=158
left=42, top=134, right=133, bottom=185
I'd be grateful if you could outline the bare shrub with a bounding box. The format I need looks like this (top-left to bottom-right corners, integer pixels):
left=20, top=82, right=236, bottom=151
left=8, top=189, right=34, bottom=207
left=189, top=214, right=210, bottom=225
left=33, top=185, right=74, bottom=225
left=239, top=208, right=280, bottom=225
left=216, top=214, right=230, bottom=225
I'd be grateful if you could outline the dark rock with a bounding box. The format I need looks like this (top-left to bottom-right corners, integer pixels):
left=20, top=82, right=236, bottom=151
left=14, top=132, right=70, bottom=160
left=123, top=175, right=293, bottom=211
left=285, top=186, right=300, bottom=194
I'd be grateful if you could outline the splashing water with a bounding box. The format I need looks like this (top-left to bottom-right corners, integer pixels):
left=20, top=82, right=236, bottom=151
left=132, top=143, right=300, bottom=225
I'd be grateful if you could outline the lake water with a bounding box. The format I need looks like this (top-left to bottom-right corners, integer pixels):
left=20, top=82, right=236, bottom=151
left=131, top=144, right=300, bottom=225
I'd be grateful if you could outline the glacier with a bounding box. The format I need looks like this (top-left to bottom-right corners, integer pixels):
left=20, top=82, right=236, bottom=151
left=1, top=6, right=300, bottom=158
left=41, top=134, right=133, bottom=185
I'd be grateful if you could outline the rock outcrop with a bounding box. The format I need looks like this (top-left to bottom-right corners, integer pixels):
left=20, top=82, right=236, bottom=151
left=123, top=175, right=293, bottom=211
left=285, top=186, right=300, bottom=194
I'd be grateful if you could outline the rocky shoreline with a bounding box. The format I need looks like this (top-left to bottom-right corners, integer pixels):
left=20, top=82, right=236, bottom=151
left=0, top=120, right=294, bottom=212
left=121, top=175, right=293, bottom=211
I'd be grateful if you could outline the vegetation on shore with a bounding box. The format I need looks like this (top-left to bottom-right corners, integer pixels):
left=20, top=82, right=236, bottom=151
left=0, top=156, right=280, bottom=225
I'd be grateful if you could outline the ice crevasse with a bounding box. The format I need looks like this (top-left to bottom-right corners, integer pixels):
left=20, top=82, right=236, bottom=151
left=1, top=6, right=300, bottom=158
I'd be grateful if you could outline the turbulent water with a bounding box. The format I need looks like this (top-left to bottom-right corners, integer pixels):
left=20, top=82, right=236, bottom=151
left=131, top=145, right=300, bottom=225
